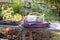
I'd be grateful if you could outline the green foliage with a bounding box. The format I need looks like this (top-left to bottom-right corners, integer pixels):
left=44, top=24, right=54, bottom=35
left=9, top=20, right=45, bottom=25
left=11, top=13, right=22, bottom=21
left=40, top=5, right=55, bottom=21
left=3, top=7, right=12, bottom=19
left=44, top=0, right=60, bottom=4
left=44, top=0, right=60, bottom=15
left=31, top=4, right=39, bottom=11
left=2, top=0, right=60, bottom=21
left=12, top=2, right=24, bottom=13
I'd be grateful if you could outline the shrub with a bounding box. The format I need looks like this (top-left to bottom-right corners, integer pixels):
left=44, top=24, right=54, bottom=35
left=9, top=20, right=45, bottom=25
left=12, top=2, right=24, bottom=13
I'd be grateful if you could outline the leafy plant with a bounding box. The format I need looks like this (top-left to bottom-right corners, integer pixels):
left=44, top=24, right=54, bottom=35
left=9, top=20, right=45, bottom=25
left=31, top=4, right=39, bottom=11
left=44, top=0, right=60, bottom=16
left=12, top=2, right=24, bottom=13
left=11, top=13, right=22, bottom=21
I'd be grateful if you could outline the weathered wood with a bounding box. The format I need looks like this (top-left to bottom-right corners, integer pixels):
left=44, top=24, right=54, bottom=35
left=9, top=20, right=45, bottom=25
left=22, top=29, right=52, bottom=40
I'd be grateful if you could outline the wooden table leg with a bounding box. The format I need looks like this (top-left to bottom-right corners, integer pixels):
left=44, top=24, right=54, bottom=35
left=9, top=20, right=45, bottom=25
left=29, top=31, right=33, bottom=40
left=22, top=30, right=33, bottom=40
left=22, top=30, right=26, bottom=40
